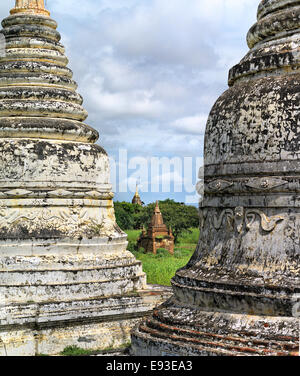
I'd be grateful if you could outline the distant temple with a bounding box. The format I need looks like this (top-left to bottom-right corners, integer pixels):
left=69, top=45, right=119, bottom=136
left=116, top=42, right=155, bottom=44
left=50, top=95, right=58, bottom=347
left=138, top=201, right=174, bottom=255
left=132, top=184, right=143, bottom=206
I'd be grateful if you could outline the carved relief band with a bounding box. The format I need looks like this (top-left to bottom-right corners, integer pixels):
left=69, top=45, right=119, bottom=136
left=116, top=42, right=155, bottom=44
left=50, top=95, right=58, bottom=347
left=211, top=207, right=284, bottom=233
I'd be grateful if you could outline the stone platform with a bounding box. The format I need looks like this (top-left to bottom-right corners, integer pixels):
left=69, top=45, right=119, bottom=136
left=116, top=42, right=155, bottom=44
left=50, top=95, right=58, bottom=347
left=0, top=278, right=171, bottom=356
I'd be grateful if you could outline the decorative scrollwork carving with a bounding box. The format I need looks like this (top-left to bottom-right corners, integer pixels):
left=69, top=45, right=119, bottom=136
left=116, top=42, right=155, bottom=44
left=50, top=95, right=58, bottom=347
left=213, top=209, right=234, bottom=230
left=199, top=208, right=208, bottom=230
left=0, top=189, right=114, bottom=199
left=0, top=205, right=116, bottom=237
left=212, top=207, right=284, bottom=233
left=245, top=209, right=284, bottom=232
left=0, top=204, right=36, bottom=226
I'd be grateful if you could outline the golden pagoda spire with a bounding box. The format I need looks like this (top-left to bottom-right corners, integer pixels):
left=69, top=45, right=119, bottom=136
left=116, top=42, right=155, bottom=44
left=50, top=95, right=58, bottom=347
left=10, top=0, right=50, bottom=16
left=132, top=182, right=143, bottom=205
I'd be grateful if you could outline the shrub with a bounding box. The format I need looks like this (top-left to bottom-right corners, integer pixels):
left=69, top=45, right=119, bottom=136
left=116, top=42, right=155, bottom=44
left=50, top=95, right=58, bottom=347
left=60, top=345, right=94, bottom=356
left=127, top=240, right=137, bottom=253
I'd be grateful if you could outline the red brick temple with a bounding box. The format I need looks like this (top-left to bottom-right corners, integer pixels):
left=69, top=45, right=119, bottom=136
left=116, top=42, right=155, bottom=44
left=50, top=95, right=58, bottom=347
left=138, top=201, right=174, bottom=255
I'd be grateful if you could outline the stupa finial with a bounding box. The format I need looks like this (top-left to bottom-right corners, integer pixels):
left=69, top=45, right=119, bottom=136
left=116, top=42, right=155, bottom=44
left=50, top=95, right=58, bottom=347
left=132, top=181, right=143, bottom=205
left=10, top=0, right=50, bottom=16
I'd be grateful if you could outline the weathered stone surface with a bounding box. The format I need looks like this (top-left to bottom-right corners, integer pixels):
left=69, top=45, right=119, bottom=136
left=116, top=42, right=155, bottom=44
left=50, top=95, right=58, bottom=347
left=0, top=1, right=166, bottom=356
left=132, top=0, right=300, bottom=356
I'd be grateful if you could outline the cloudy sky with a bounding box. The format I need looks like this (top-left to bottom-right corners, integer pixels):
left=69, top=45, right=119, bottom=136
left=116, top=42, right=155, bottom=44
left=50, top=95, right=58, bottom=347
left=0, top=0, right=259, bottom=204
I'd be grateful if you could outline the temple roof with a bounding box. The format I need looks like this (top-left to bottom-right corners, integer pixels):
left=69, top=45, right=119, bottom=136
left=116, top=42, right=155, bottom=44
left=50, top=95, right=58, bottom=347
left=150, top=201, right=167, bottom=229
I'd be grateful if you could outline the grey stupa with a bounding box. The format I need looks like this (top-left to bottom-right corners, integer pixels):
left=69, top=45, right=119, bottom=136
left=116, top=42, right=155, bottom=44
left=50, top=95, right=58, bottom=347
left=131, top=0, right=300, bottom=356
left=0, top=0, right=169, bottom=356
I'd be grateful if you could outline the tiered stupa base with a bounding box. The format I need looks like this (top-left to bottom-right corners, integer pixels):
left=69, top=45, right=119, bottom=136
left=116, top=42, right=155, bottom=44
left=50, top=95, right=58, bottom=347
left=0, top=238, right=171, bottom=355
left=131, top=297, right=299, bottom=356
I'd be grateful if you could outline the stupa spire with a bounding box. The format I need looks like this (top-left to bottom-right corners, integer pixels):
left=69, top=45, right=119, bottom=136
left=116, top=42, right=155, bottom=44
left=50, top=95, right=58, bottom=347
left=155, top=200, right=160, bottom=212
left=11, top=0, right=50, bottom=16
left=132, top=182, right=143, bottom=205
left=151, top=201, right=165, bottom=227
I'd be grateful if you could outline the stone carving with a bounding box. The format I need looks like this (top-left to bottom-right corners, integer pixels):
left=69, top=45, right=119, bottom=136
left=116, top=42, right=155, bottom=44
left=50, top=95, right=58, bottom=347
left=5, top=189, right=33, bottom=197
left=205, top=177, right=290, bottom=193
left=207, top=179, right=234, bottom=192
left=0, top=205, right=107, bottom=237
left=48, top=189, right=74, bottom=198
left=0, top=204, right=35, bottom=226
left=245, top=177, right=288, bottom=190
left=213, top=208, right=236, bottom=231
left=0, top=189, right=114, bottom=199
left=245, top=209, right=284, bottom=232
left=212, top=207, right=284, bottom=233
left=199, top=208, right=207, bottom=230
left=0, top=205, right=34, bottom=226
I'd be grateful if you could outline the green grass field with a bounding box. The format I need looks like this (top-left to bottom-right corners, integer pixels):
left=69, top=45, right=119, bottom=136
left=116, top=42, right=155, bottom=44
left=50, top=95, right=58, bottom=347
left=125, top=228, right=199, bottom=286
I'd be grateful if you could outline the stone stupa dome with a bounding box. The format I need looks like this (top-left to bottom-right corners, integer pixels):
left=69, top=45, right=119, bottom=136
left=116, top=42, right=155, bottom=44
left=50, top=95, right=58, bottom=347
left=132, top=0, right=300, bottom=356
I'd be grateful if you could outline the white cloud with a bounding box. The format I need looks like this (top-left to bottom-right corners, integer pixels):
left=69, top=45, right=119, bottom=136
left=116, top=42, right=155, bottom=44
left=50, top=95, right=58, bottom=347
left=49, top=0, right=140, bottom=19
left=171, top=115, right=207, bottom=135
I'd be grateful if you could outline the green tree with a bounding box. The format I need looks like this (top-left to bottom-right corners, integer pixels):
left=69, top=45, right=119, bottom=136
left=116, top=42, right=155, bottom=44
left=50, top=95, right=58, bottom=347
left=114, top=202, right=134, bottom=230
left=114, top=201, right=146, bottom=230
